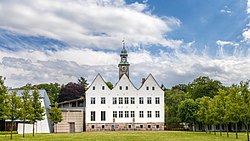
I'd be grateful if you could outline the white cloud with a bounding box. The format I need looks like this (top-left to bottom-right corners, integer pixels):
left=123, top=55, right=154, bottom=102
left=1, top=47, right=250, bottom=88
left=0, top=0, right=182, bottom=49
left=216, top=40, right=239, bottom=47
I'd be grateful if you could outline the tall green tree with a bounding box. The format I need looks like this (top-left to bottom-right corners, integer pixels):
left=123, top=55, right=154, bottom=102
left=48, top=102, right=62, bottom=133
left=0, top=76, right=8, bottom=131
left=239, top=81, right=250, bottom=141
left=165, top=89, right=186, bottom=125
left=6, top=91, right=22, bottom=139
left=197, top=96, right=211, bottom=132
left=29, top=89, right=45, bottom=137
left=177, top=98, right=198, bottom=131
left=20, top=89, right=33, bottom=138
left=224, top=85, right=242, bottom=138
left=212, top=89, right=228, bottom=136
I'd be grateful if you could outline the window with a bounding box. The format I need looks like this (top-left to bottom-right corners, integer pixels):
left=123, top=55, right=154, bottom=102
left=126, top=86, right=128, bottom=90
left=101, top=97, right=105, bottom=104
left=92, top=125, right=95, bottom=129
left=102, top=86, right=105, bottom=90
left=146, top=86, right=149, bottom=90
left=93, top=86, right=95, bottom=90
left=155, top=97, right=160, bottom=104
left=152, top=86, right=155, bottom=90
left=130, top=97, right=135, bottom=104
left=155, top=111, right=160, bottom=118
left=102, top=125, right=105, bottom=129
left=124, top=97, right=129, bottom=104
left=156, top=125, right=159, bottom=128
left=131, top=111, right=135, bottom=118
left=147, top=97, right=151, bottom=104
left=91, top=97, right=95, bottom=104
left=113, top=97, right=117, bottom=104
left=148, top=125, right=151, bottom=128
left=91, top=111, right=95, bottom=121
left=147, top=111, right=152, bottom=118
left=140, top=125, right=143, bottom=128
left=125, top=111, right=129, bottom=118
left=119, top=86, right=122, bottom=90
left=119, top=111, right=123, bottom=118
left=113, top=111, right=117, bottom=118
left=139, top=111, right=144, bottom=118
left=101, top=111, right=106, bottom=121
left=119, top=97, right=123, bottom=104
left=139, top=97, right=144, bottom=104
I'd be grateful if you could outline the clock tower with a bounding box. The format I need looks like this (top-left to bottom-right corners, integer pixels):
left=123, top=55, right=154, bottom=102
left=118, top=41, right=130, bottom=79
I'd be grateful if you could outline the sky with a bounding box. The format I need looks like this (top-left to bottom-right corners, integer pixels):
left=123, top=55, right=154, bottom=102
left=0, top=0, right=250, bottom=88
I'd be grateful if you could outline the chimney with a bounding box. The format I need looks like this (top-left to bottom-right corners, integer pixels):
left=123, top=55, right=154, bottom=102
left=141, top=78, right=146, bottom=85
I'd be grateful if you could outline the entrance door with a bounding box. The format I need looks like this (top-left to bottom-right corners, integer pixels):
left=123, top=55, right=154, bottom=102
left=69, top=122, right=75, bottom=133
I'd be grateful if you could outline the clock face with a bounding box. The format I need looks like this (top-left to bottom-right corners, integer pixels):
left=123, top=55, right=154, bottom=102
left=121, top=66, right=127, bottom=71
left=122, top=57, right=126, bottom=63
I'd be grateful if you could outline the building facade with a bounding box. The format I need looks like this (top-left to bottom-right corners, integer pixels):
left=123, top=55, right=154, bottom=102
left=85, top=45, right=164, bottom=131
left=57, top=98, right=85, bottom=133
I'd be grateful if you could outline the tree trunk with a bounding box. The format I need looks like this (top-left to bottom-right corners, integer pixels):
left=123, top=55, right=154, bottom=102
left=33, top=122, right=35, bottom=137
left=10, top=120, right=13, bottom=139
left=235, top=123, right=238, bottom=139
left=220, top=123, right=222, bottom=136
left=214, top=125, right=216, bottom=135
left=23, top=117, right=25, bottom=138
left=204, top=124, right=207, bottom=133
left=246, top=124, right=249, bottom=141
left=226, top=124, right=229, bottom=137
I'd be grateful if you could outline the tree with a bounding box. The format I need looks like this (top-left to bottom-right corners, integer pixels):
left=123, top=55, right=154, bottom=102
left=188, top=76, right=222, bottom=99
left=0, top=76, right=8, bottom=131
left=59, top=82, right=85, bottom=102
left=177, top=98, right=198, bottom=131
left=29, top=88, right=45, bottom=136
left=165, top=89, right=186, bottom=125
left=197, top=96, right=211, bottom=132
left=48, top=102, right=62, bottom=133
left=106, top=82, right=113, bottom=89
left=239, top=81, right=250, bottom=141
left=20, top=89, right=33, bottom=138
left=223, top=85, right=242, bottom=138
left=212, top=89, right=228, bottom=136
left=78, top=77, right=88, bottom=91
left=6, top=91, right=22, bottom=139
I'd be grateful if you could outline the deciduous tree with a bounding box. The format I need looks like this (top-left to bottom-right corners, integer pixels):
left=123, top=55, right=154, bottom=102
left=48, top=102, right=62, bottom=133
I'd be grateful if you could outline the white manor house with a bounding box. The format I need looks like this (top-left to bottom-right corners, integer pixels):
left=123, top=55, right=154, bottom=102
left=85, top=45, right=164, bottom=131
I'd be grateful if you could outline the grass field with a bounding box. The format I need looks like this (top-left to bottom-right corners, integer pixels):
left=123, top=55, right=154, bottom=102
left=0, top=131, right=249, bottom=141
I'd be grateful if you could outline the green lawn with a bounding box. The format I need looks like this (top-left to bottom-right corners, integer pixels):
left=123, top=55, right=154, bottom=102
left=0, top=131, right=249, bottom=141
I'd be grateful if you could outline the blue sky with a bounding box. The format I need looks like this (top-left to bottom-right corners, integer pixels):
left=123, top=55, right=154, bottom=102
left=0, top=0, right=250, bottom=88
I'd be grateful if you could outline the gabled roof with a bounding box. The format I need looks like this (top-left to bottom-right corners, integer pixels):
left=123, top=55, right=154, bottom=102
left=138, top=73, right=162, bottom=90
left=87, top=73, right=111, bottom=91
left=113, top=74, right=138, bottom=90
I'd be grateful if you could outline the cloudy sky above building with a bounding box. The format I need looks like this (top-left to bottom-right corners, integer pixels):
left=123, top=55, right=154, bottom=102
left=0, top=0, right=250, bottom=88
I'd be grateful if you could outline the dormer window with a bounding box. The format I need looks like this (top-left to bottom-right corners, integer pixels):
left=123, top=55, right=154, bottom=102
left=93, top=86, right=95, bottom=90
left=146, top=86, right=149, bottom=90
left=102, top=86, right=105, bottom=90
